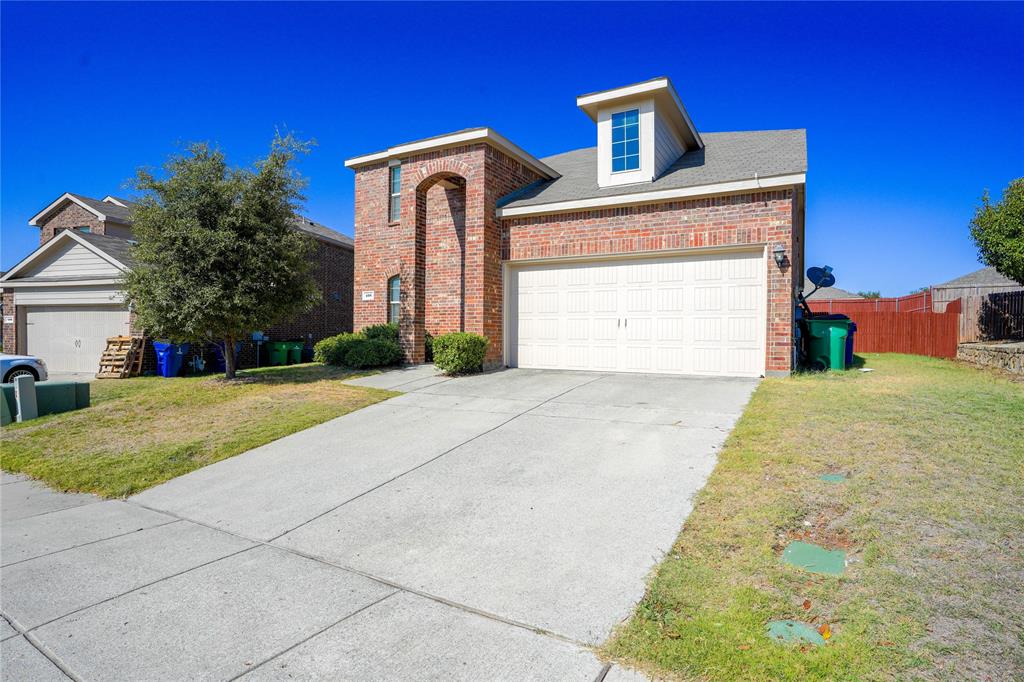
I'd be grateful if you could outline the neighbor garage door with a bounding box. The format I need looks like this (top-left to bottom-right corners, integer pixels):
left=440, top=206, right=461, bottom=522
left=509, top=250, right=766, bottom=377
left=24, top=305, right=131, bottom=373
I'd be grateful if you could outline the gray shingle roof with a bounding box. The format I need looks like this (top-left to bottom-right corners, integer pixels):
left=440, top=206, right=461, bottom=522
left=69, top=193, right=135, bottom=223
left=802, top=282, right=863, bottom=300
left=499, top=129, right=807, bottom=209
left=932, top=266, right=1021, bottom=289
left=77, top=231, right=136, bottom=268
left=65, top=193, right=352, bottom=249
left=290, top=216, right=353, bottom=249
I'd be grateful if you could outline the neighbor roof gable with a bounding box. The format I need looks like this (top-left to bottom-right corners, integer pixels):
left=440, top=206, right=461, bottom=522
left=28, top=192, right=134, bottom=226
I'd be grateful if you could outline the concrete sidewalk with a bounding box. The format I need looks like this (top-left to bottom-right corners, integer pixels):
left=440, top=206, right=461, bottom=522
left=2, top=366, right=757, bottom=680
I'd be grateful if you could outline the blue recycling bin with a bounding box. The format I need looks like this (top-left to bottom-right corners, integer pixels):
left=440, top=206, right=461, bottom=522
left=153, top=341, right=191, bottom=378
left=209, top=342, right=243, bottom=373
left=846, top=321, right=857, bottom=367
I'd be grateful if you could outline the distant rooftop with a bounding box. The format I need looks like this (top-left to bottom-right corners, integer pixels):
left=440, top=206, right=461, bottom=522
left=932, top=266, right=1021, bottom=289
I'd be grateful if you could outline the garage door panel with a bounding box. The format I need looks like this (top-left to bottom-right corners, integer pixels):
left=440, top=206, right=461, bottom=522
left=511, top=251, right=765, bottom=377
left=25, top=305, right=130, bottom=373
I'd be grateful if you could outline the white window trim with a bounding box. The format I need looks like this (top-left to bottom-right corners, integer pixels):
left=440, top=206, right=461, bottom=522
left=597, top=99, right=656, bottom=188
left=388, top=163, right=401, bottom=223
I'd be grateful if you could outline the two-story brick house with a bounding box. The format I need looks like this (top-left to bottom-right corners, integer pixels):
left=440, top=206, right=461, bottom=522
left=1, top=193, right=354, bottom=373
left=346, top=77, right=806, bottom=377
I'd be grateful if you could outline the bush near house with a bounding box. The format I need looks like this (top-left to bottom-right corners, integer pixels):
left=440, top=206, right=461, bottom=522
left=431, top=332, right=488, bottom=375
left=363, top=323, right=399, bottom=342
left=313, top=326, right=403, bottom=369
left=343, top=338, right=403, bottom=369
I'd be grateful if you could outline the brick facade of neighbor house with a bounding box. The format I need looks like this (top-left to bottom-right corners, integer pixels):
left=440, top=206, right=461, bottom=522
left=2, top=292, right=15, bottom=353
left=37, top=203, right=109, bottom=244
left=502, top=190, right=802, bottom=373
left=353, top=143, right=544, bottom=363
left=4, top=194, right=355, bottom=374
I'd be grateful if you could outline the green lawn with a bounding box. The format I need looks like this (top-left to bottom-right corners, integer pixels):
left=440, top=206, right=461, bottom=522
left=1, top=364, right=396, bottom=497
left=605, top=354, right=1024, bottom=681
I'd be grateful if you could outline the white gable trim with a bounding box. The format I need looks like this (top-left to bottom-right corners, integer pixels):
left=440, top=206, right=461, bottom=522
left=103, top=196, right=128, bottom=207
left=497, top=173, right=806, bottom=219
left=344, top=128, right=560, bottom=180
left=0, top=229, right=130, bottom=283
left=28, top=192, right=113, bottom=226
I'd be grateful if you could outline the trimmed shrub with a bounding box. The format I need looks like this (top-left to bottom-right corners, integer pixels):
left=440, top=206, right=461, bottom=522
left=343, top=338, right=403, bottom=369
left=363, top=323, right=399, bottom=342
left=313, top=332, right=365, bottom=365
left=432, top=332, right=488, bottom=375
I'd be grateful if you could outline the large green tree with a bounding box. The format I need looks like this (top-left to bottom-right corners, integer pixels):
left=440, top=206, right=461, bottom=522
left=970, top=178, right=1024, bottom=285
left=124, top=135, right=320, bottom=378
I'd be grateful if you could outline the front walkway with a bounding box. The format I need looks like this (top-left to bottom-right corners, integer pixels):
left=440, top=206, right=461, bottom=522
left=1, top=366, right=757, bottom=681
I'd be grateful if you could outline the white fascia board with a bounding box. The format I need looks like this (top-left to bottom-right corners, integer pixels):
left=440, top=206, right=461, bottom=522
left=102, top=196, right=128, bottom=207
left=576, top=78, right=671, bottom=112
left=496, top=173, right=806, bottom=219
left=344, top=128, right=560, bottom=180
left=0, top=230, right=130, bottom=282
left=2, top=278, right=122, bottom=288
left=28, top=192, right=108, bottom=226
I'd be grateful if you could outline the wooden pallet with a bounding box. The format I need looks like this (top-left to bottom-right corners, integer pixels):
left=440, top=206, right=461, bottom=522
left=96, top=336, right=145, bottom=379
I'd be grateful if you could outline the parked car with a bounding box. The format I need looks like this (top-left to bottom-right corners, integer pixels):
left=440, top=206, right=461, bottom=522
left=0, top=353, right=48, bottom=383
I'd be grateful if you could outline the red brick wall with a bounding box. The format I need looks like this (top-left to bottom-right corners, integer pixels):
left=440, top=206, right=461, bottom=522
left=353, top=143, right=544, bottom=364
left=423, top=179, right=467, bottom=335
left=37, top=203, right=107, bottom=244
left=503, top=191, right=798, bottom=373
left=2, top=292, right=16, bottom=354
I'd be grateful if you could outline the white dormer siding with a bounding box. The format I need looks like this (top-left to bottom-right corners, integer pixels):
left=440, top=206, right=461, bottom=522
left=654, top=107, right=685, bottom=178
left=596, top=99, right=656, bottom=187
left=578, top=77, right=704, bottom=189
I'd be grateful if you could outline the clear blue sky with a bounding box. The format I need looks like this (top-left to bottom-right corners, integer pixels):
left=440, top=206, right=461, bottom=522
left=2, top=2, right=1021, bottom=295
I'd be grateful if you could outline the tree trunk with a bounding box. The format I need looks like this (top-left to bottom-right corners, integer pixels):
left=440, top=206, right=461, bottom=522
left=223, top=336, right=237, bottom=379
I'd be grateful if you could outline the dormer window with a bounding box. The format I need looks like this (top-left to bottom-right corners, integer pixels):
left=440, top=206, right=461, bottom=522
left=611, top=109, right=640, bottom=172
left=577, top=77, right=704, bottom=189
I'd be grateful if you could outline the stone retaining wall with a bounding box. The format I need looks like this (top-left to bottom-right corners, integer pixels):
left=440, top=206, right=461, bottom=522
left=957, top=341, right=1024, bottom=375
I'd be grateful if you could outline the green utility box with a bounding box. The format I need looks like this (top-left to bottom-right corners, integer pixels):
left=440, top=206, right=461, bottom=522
left=1, top=381, right=90, bottom=425
left=803, top=318, right=850, bottom=371
left=266, top=341, right=290, bottom=366
left=286, top=341, right=304, bottom=365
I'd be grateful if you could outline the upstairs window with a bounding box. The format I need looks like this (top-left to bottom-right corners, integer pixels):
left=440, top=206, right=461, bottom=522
left=388, top=165, right=401, bottom=222
left=388, top=275, right=401, bottom=324
left=611, top=109, right=640, bottom=172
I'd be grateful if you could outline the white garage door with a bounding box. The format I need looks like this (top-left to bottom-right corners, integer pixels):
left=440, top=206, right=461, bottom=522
left=24, top=305, right=131, bottom=373
left=509, top=250, right=766, bottom=377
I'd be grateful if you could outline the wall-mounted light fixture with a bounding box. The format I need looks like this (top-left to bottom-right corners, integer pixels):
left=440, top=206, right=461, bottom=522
left=772, top=243, right=786, bottom=268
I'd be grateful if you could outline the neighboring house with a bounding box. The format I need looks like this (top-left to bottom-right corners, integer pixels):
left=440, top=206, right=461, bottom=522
left=930, top=266, right=1023, bottom=312
left=346, top=77, right=807, bottom=377
left=801, top=282, right=863, bottom=301
left=0, top=193, right=354, bottom=373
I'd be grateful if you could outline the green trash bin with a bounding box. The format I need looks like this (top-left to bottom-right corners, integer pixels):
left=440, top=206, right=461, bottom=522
left=267, top=341, right=289, bottom=366
left=286, top=341, right=304, bottom=365
left=803, top=317, right=850, bottom=371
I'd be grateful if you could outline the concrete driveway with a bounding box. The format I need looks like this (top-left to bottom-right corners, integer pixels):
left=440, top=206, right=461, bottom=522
left=1, top=366, right=757, bottom=681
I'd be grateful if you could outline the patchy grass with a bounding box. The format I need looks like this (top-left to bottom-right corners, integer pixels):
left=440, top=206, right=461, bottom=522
left=605, top=354, right=1024, bottom=681
left=1, top=364, right=396, bottom=497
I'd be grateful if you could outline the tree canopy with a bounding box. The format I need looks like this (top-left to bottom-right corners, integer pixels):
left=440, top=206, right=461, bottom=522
left=970, top=178, right=1024, bottom=285
left=123, top=135, right=320, bottom=378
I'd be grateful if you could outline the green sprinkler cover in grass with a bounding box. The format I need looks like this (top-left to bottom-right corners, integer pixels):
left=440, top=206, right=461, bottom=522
left=767, top=620, right=826, bottom=646
left=820, top=473, right=846, bottom=483
left=782, top=541, right=846, bottom=576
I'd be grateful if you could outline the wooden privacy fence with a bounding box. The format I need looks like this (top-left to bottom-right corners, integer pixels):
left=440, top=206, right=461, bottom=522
left=807, top=298, right=960, bottom=359
left=958, top=290, right=1024, bottom=342
left=808, top=291, right=931, bottom=314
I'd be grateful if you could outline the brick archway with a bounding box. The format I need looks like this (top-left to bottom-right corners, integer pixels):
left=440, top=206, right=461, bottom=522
left=397, top=169, right=471, bottom=362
